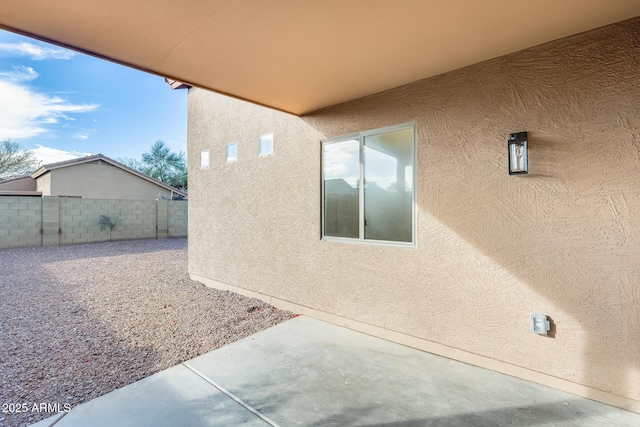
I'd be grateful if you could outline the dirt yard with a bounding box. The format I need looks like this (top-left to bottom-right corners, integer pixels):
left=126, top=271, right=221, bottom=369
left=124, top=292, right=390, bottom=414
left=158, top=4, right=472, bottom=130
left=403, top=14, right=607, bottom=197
left=0, top=238, right=293, bottom=426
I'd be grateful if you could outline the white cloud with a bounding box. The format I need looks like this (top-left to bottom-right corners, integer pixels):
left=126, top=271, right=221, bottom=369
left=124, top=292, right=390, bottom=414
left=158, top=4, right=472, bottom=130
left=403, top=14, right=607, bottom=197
left=30, top=145, right=93, bottom=165
left=74, top=134, right=89, bottom=140
left=0, top=65, right=39, bottom=82
left=323, top=139, right=359, bottom=185
left=0, top=80, right=98, bottom=139
left=0, top=41, right=75, bottom=60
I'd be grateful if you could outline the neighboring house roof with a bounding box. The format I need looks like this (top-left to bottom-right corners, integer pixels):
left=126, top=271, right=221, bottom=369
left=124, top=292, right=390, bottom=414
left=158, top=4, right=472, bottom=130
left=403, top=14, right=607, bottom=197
left=31, top=154, right=188, bottom=197
left=0, top=191, right=42, bottom=196
left=164, top=78, right=191, bottom=90
left=0, top=175, right=33, bottom=184
left=325, top=179, right=357, bottom=195
left=0, top=175, right=38, bottom=193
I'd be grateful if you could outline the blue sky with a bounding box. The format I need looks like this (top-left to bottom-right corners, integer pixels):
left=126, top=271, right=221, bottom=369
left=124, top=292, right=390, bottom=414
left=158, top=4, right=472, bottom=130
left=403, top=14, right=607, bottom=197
left=0, top=30, right=187, bottom=165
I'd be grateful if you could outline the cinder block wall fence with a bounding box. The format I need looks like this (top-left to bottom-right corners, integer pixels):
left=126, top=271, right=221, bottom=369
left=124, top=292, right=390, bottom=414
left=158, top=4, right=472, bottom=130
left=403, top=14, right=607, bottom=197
left=0, top=195, right=187, bottom=250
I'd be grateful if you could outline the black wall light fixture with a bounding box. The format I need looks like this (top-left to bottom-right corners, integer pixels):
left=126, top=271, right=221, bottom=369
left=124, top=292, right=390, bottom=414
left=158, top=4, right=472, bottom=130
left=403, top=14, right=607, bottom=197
left=508, top=131, right=528, bottom=175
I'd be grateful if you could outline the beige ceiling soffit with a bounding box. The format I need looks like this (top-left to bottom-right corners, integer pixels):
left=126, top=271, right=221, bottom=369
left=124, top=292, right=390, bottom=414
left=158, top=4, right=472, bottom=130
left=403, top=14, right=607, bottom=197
left=0, top=22, right=295, bottom=116
left=1, top=1, right=639, bottom=115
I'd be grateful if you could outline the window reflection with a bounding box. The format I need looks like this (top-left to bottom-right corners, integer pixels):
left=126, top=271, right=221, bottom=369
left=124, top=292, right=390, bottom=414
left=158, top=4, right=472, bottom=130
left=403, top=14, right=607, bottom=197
left=364, top=128, right=413, bottom=242
left=259, top=133, right=273, bottom=157
left=323, top=139, right=359, bottom=238
left=321, top=126, right=414, bottom=244
left=226, top=143, right=237, bottom=163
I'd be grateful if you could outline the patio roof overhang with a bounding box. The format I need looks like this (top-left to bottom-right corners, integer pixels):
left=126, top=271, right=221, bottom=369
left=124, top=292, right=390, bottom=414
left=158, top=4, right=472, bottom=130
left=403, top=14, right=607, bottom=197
left=1, top=1, right=639, bottom=115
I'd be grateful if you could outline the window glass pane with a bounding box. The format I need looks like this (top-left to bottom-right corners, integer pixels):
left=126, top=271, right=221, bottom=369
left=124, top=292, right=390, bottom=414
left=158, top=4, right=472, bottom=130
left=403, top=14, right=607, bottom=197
left=259, top=133, right=273, bottom=156
left=322, top=139, right=360, bottom=238
left=226, top=143, right=237, bottom=163
left=363, top=128, right=413, bottom=242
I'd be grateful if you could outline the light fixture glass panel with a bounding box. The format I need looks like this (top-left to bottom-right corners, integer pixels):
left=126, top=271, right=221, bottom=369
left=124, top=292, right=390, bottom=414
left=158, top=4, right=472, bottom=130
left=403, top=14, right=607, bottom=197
left=200, top=149, right=210, bottom=169
left=226, top=143, right=238, bottom=163
left=363, top=128, right=413, bottom=242
left=322, top=139, right=359, bottom=238
left=259, top=133, right=274, bottom=157
left=508, top=132, right=528, bottom=174
left=510, top=142, right=526, bottom=172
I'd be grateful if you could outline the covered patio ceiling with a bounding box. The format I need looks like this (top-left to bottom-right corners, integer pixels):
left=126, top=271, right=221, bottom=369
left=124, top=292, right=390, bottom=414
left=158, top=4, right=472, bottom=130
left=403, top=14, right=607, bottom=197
left=1, top=1, right=639, bottom=115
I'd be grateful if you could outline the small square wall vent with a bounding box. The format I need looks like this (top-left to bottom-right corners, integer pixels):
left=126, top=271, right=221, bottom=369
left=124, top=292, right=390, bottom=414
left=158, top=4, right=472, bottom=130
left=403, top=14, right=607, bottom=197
left=226, top=142, right=238, bottom=163
left=259, top=133, right=273, bottom=157
left=531, top=313, right=550, bottom=335
left=200, top=149, right=210, bottom=169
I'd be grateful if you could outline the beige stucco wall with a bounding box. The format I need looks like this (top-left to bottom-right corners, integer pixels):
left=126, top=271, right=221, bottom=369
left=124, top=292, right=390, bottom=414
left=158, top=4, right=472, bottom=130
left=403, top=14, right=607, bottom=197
left=187, top=19, right=640, bottom=409
left=45, top=161, right=175, bottom=200
left=36, top=172, right=50, bottom=194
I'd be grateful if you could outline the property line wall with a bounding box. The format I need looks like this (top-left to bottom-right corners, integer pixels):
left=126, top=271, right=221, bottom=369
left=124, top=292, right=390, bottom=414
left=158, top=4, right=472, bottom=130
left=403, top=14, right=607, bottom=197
left=168, top=201, right=188, bottom=237
left=0, top=196, right=187, bottom=250
left=0, top=196, right=42, bottom=249
left=58, top=197, right=157, bottom=244
left=187, top=18, right=640, bottom=411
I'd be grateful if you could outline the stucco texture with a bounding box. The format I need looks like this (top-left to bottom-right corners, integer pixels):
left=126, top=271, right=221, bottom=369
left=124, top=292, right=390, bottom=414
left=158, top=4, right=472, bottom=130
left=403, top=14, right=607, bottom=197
left=187, top=19, right=640, bottom=406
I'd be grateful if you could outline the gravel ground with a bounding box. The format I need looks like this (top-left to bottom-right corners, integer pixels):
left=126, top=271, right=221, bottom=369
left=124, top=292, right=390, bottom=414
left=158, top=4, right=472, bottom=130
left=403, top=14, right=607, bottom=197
left=0, top=238, right=293, bottom=427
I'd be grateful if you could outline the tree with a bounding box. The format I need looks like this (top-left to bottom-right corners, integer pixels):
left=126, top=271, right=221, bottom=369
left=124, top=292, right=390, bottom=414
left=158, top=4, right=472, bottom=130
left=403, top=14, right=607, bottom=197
left=0, top=139, right=38, bottom=180
left=117, top=157, right=148, bottom=173
left=119, top=140, right=187, bottom=191
left=169, top=161, right=188, bottom=190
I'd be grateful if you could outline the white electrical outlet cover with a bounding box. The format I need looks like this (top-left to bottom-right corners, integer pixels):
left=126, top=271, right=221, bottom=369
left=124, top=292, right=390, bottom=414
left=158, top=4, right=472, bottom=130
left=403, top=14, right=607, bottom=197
left=531, top=313, right=550, bottom=335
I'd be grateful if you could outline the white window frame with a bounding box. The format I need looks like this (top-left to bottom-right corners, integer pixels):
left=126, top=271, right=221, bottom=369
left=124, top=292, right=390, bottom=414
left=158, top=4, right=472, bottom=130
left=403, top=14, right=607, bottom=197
left=200, top=149, right=210, bottom=169
left=321, top=122, right=416, bottom=247
left=258, top=132, right=274, bottom=157
left=226, top=142, right=238, bottom=164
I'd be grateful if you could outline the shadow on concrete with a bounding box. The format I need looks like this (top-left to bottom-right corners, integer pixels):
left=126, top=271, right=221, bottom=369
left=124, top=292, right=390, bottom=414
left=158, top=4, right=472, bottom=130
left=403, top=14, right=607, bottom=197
left=339, top=400, right=604, bottom=427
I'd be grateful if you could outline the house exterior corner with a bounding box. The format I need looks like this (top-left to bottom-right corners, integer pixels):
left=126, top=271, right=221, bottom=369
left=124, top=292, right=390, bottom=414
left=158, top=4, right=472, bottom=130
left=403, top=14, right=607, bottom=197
left=187, top=18, right=640, bottom=412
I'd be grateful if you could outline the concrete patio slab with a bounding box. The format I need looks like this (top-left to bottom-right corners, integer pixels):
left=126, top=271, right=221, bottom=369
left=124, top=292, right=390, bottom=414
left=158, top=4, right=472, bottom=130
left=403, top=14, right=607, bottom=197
left=27, top=413, right=65, bottom=427
left=40, top=364, right=270, bottom=427
left=187, top=316, right=640, bottom=426
left=30, top=316, right=640, bottom=426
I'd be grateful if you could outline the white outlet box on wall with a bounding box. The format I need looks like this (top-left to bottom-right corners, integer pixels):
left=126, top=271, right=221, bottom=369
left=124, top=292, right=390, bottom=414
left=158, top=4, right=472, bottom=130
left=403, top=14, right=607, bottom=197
left=531, top=313, right=550, bottom=335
